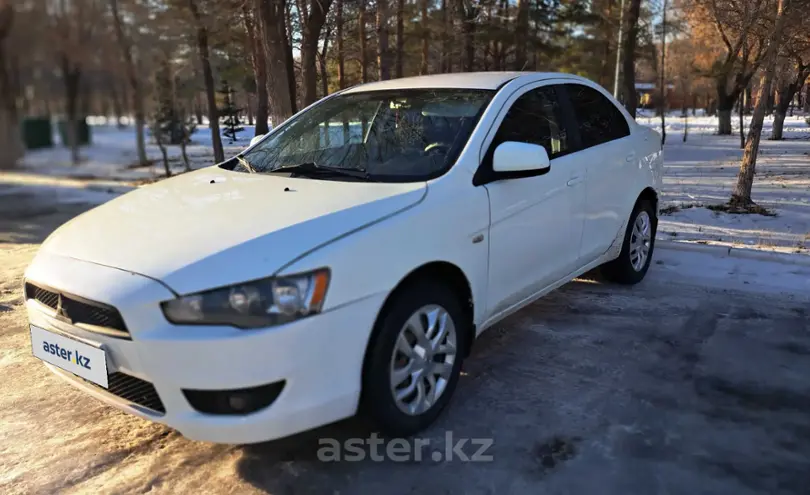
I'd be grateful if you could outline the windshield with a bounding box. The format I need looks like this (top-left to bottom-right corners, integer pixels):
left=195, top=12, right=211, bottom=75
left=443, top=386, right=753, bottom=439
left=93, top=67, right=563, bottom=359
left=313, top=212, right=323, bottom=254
left=237, top=89, right=494, bottom=182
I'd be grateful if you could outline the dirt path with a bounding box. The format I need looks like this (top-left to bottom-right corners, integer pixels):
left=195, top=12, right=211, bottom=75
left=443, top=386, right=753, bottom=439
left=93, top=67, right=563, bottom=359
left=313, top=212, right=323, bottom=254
left=2, top=181, right=809, bottom=495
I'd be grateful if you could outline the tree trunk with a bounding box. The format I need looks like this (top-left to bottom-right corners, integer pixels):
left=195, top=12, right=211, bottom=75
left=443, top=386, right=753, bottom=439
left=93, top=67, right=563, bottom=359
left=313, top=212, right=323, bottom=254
left=514, top=0, right=529, bottom=70
left=319, top=24, right=330, bottom=97
left=738, top=95, right=745, bottom=148
left=658, top=0, right=667, bottom=145
left=770, top=66, right=809, bottom=140
left=336, top=0, right=345, bottom=88
left=284, top=3, right=297, bottom=114
left=300, top=0, right=333, bottom=107
left=109, top=0, right=148, bottom=165
left=195, top=92, right=203, bottom=124
left=0, top=104, right=22, bottom=169
left=718, top=109, right=732, bottom=134
left=440, top=0, right=450, bottom=72
left=243, top=3, right=269, bottom=135
left=61, top=56, right=82, bottom=165
left=0, top=4, right=23, bottom=170
left=256, top=0, right=294, bottom=128
left=771, top=110, right=786, bottom=140
left=420, top=0, right=429, bottom=75
left=395, top=0, right=404, bottom=78
left=457, top=0, right=475, bottom=72
left=731, top=0, right=789, bottom=208
left=619, top=0, right=641, bottom=117
left=188, top=0, right=224, bottom=163
left=157, top=140, right=171, bottom=177
left=110, top=81, right=124, bottom=128
left=358, top=0, right=368, bottom=82
left=377, top=0, right=391, bottom=80
left=181, top=139, right=191, bottom=171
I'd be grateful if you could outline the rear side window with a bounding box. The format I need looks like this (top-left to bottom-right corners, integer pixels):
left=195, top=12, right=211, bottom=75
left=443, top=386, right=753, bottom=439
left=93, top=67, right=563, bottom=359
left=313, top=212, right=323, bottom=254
left=492, top=86, right=569, bottom=158
left=565, top=84, right=630, bottom=149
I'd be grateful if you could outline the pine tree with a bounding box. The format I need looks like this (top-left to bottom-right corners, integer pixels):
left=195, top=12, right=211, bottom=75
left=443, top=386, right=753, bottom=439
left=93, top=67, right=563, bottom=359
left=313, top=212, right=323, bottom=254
left=218, top=80, right=243, bottom=144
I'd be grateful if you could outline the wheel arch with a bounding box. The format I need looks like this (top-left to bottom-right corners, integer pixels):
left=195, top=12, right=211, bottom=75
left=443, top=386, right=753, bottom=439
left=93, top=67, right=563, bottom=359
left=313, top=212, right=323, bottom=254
left=364, top=261, right=476, bottom=369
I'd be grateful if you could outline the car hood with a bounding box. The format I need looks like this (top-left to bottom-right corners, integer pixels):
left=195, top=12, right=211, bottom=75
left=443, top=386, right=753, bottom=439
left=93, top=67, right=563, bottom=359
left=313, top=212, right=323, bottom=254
left=41, top=168, right=426, bottom=294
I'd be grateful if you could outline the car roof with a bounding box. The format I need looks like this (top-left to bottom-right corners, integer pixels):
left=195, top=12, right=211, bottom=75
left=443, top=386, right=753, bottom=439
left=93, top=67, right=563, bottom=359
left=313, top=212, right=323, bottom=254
left=341, top=72, right=586, bottom=93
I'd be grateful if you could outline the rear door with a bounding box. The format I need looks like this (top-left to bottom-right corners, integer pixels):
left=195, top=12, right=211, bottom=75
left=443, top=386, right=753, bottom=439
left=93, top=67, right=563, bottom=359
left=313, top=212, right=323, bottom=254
left=561, top=83, right=636, bottom=262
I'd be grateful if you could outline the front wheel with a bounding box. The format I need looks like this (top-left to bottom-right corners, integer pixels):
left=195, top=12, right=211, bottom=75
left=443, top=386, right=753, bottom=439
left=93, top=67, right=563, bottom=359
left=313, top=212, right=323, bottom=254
left=361, top=281, right=468, bottom=437
left=601, top=200, right=656, bottom=285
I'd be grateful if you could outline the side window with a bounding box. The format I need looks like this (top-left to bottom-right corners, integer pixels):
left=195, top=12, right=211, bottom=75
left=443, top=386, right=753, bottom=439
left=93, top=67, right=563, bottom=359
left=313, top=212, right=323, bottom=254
left=492, top=86, right=569, bottom=158
left=565, top=84, right=630, bottom=149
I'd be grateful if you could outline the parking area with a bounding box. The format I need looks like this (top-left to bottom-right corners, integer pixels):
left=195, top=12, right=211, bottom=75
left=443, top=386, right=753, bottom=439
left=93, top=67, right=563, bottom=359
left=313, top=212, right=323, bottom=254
left=2, top=183, right=809, bottom=495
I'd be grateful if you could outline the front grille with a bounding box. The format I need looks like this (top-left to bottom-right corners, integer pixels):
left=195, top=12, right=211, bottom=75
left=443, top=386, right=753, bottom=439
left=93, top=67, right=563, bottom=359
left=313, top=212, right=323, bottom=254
left=102, top=372, right=166, bottom=414
left=53, top=368, right=166, bottom=415
left=25, top=282, right=129, bottom=337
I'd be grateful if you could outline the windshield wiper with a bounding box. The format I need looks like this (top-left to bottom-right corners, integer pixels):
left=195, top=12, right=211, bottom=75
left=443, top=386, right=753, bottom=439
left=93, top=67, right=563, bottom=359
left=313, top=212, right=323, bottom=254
left=236, top=155, right=256, bottom=174
left=271, top=162, right=376, bottom=182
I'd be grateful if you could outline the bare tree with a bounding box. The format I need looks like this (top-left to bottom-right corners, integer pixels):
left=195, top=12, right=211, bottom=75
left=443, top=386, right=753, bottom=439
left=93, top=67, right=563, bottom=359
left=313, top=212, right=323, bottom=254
left=619, top=0, right=642, bottom=117
left=336, top=0, right=345, bottom=88
left=395, top=0, right=404, bottom=78
left=51, top=0, right=104, bottom=165
left=299, top=0, right=334, bottom=106
left=109, top=0, right=148, bottom=166
left=377, top=0, right=392, bottom=80
left=514, top=0, right=530, bottom=70
left=693, top=0, right=768, bottom=135
left=456, top=0, right=477, bottom=72
left=420, top=0, right=429, bottom=75
left=0, top=1, right=22, bottom=170
left=359, top=0, right=369, bottom=82
left=731, top=0, right=791, bottom=208
left=242, top=3, right=269, bottom=135
left=256, top=0, right=294, bottom=126
left=187, top=0, right=224, bottom=162
left=283, top=2, right=297, bottom=114
left=441, top=0, right=450, bottom=72
left=659, top=0, right=668, bottom=145
left=771, top=57, right=809, bottom=139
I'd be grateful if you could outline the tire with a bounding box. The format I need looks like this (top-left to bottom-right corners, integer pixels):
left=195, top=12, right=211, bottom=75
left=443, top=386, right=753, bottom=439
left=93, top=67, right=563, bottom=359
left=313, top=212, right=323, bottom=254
left=601, top=199, right=657, bottom=285
left=361, top=280, right=469, bottom=437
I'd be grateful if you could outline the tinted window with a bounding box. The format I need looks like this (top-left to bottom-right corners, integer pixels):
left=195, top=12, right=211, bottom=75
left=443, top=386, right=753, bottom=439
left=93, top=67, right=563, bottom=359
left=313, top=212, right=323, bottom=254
left=566, top=84, right=630, bottom=149
left=492, top=86, right=569, bottom=158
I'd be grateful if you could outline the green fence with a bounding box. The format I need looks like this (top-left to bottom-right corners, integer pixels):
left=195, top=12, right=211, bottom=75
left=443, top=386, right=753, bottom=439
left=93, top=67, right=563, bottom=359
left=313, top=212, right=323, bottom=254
left=57, top=118, right=91, bottom=146
left=21, top=117, right=53, bottom=150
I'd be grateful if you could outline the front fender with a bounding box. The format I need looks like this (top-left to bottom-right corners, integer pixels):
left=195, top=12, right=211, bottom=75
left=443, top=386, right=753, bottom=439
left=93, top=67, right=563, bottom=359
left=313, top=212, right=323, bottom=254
left=277, top=180, right=491, bottom=327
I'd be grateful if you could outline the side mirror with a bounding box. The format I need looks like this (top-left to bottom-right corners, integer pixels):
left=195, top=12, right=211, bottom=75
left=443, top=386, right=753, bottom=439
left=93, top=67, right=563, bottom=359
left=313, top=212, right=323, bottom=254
left=492, top=141, right=550, bottom=174
left=249, top=133, right=266, bottom=147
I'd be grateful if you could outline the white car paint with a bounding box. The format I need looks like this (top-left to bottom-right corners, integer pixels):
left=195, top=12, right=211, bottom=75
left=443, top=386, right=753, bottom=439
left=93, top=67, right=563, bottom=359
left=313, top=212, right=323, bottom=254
left=24, top=72, right=663, bottom=444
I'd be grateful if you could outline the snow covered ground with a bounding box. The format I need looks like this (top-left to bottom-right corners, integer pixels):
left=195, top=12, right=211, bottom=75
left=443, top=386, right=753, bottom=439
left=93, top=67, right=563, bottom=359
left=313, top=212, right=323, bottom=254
left=5, top=111, right=810, bottom=256
left=638, top=111, right=810, bottom=255
left=19, top=121, right=251, bottom=182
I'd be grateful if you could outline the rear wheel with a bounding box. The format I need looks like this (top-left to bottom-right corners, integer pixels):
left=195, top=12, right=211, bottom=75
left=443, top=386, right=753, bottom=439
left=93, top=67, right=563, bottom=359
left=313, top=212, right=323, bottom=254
left=361, top=281, right=468, bottom=437
left=601, top=200, right=656, bottom=284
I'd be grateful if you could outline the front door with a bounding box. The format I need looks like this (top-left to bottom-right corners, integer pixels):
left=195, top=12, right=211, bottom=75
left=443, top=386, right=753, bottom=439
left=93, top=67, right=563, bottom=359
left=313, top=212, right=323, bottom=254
left=481, top=84, right=587, bottom=318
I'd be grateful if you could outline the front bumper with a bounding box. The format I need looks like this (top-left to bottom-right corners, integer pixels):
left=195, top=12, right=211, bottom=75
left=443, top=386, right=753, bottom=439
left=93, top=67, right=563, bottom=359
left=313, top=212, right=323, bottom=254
left=25, top=251, right=386, bottom=444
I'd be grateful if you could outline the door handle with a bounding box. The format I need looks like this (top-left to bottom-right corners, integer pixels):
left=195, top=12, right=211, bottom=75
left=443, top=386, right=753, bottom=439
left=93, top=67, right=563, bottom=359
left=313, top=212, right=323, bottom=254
left=566, top=176, right=583, bottom=187
left=625, top=152, right=636, bottom=163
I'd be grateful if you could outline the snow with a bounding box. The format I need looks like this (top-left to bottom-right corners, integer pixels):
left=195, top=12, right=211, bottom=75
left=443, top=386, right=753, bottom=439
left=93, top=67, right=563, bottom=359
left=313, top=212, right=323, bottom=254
left=19, top=123, right=252, bottom=182
left=655, top=248, right=810, bottom=301
left=637, top=111, right=810, bottom=256
left=6, top=111, right=810, bottom=257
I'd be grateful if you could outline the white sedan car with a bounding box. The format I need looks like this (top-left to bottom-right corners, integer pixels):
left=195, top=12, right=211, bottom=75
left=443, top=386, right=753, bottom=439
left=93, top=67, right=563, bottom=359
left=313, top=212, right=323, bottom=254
left=25, top=72, right=663, bottom=444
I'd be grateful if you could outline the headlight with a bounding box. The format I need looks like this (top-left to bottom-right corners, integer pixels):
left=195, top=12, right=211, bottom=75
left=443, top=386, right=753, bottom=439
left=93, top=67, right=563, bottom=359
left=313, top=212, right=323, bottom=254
left=161, top=269, right=330, bottom=328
